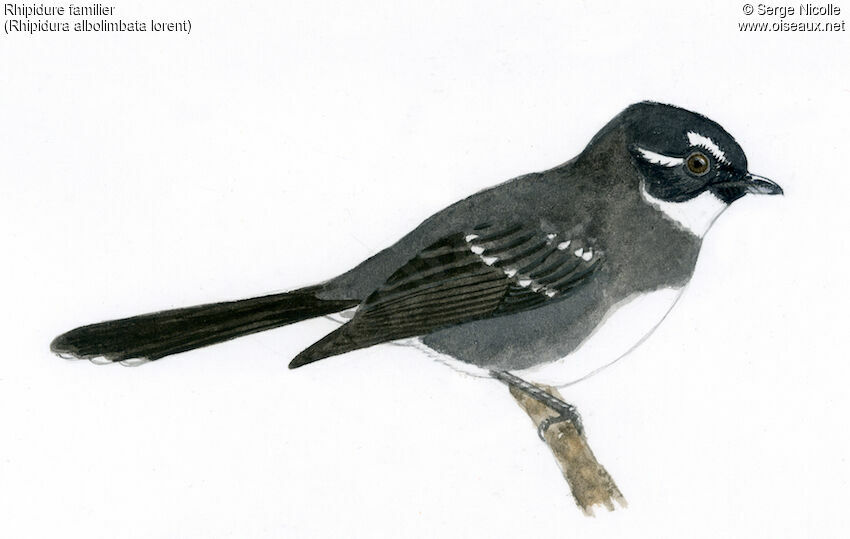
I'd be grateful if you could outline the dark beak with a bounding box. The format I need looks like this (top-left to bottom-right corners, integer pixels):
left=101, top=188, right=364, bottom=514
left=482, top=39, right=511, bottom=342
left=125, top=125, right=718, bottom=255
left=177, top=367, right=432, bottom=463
left=738, top=173, right=783, bottom=196
left=709, top=173, right=783, bottom=203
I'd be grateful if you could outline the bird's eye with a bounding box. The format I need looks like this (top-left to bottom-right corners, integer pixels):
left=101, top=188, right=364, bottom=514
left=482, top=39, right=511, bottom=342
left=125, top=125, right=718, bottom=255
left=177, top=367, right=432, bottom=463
left=686, top=152, right=710, bottom=175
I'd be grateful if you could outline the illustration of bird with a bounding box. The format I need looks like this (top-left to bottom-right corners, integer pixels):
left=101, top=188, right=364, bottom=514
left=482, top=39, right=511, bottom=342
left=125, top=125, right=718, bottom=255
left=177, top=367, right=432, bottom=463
left=51, top=102, right=782, bottom=436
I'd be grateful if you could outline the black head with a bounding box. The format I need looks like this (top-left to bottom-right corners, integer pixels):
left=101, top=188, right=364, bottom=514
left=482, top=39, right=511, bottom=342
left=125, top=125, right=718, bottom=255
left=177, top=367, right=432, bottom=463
left=598, top=102, right=782, bottom=204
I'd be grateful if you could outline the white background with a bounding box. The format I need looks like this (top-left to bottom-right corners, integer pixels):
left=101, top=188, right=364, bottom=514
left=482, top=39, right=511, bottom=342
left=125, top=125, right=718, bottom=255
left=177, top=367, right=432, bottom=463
left=2, top=1, right=849, bottom=537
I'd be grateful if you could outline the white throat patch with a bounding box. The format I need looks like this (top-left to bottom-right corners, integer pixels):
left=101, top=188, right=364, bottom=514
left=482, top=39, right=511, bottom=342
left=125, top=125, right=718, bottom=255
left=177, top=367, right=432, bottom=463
left=640, top=181, right=727, bottom=237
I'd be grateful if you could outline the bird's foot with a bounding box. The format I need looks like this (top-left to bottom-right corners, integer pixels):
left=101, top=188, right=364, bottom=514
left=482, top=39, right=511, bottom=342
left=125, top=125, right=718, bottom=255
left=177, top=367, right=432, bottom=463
left=537, top=404, right=583, bottom=440
left=490, top=370, right=585, bottom=441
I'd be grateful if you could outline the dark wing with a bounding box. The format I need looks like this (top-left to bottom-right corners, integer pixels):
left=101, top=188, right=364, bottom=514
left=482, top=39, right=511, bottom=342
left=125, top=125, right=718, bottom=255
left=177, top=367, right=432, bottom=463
left=289, top=224, right=603, bottom=367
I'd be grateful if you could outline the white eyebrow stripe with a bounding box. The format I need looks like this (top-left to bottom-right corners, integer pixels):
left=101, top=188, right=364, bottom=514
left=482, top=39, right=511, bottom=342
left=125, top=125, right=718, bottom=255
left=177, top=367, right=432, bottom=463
left=636, top=147, right=683, bottom=167
left=687, top=131, right=730, bottom=164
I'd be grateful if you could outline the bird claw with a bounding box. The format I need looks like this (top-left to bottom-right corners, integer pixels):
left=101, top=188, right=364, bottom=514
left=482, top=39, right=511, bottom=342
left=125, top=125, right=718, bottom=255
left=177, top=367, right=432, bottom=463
left=489, top=371, right=584, bottom=441
left=537, top=407, right=584, bottom=441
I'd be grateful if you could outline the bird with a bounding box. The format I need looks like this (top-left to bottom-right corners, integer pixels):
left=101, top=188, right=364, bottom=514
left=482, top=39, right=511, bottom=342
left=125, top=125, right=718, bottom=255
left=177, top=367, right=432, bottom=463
left=51, top=101, right=782, bottom=436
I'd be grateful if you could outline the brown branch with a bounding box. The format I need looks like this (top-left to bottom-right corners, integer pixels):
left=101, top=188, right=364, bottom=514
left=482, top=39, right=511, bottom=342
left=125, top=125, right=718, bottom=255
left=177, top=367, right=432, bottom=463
left=508, top=383, right=627, bottom=516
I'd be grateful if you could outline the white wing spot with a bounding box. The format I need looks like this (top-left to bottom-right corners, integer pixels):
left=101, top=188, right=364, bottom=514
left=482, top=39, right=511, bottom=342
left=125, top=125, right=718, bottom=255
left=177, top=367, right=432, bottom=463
left=504, top=268, right=518, bottom=278
left=545, top=290, right=557, bottom=298
left=546, top=233, right=557, bottom=240
left=581, top=249, right=593, bottom=261
left=517, top=278, right=532, bottom=287
left=481, top=256, right=498, bottom=266
left=470, top=245, right=485, bottom=255
left=338, top=308, right=357, bottom=320
left=464, top=234, right=480, bottom=242
left=574, top=247, right=584, bottom=257
left=557, top=241, right=571, bottom=250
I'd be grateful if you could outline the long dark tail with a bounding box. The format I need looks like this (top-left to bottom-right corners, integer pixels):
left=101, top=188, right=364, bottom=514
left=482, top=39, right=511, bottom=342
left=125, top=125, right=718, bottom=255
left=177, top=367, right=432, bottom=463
left=51, top=286, right=360, bottom=365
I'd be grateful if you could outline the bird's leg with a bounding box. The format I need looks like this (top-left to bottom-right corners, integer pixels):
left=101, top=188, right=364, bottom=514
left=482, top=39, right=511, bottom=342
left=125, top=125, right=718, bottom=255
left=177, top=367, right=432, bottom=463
left=490, top=370, right=583, bottom=440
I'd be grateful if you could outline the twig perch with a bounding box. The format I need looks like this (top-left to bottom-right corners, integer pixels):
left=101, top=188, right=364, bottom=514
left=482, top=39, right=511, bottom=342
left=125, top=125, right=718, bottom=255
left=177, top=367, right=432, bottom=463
left=508, top=383, right=627, bottom=516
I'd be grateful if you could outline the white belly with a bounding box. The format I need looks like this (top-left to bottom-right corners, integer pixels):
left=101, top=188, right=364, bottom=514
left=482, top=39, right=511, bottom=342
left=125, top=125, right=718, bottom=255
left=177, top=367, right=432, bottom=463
left=330, top=287, right=685, bottom=388
left=394, top=287, right=685, bottom=387
left=512, top=287, right=684, bottom=386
